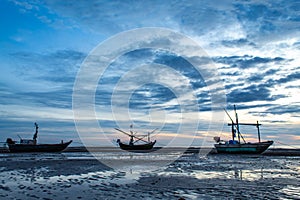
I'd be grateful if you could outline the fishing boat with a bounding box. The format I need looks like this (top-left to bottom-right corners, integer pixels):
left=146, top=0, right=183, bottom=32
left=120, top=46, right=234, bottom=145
left=6, top=123, right=72, bottom=153
left=214, top=105, right=273, bottom=154
left=115, top=126, right=157, bottom=151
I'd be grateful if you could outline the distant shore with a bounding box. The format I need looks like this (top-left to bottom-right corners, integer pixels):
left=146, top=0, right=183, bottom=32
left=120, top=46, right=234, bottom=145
left=60, top=146, right=300, bottom=156
left=1, top=146, right=300, bottom=156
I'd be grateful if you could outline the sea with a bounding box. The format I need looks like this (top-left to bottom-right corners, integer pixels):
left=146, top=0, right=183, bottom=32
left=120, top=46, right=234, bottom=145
left=0, top=148, right=299, bottom=199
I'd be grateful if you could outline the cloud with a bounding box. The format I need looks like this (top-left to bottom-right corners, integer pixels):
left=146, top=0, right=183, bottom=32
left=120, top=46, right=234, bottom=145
left=233, top=1, right=300, bottom=42
left=2, top=0, right=300, bottom=146
left=213, top=55, right=286, bottom=69
left=7, top=49, right=85, bottom=88
left=265, top=105, right=300, bottom=115
left=0, top=49, right=86, bottom=114
left=221, top=38, right=256, bottom=48
left=92, top=48, right=218, bottom=115
left=227, top=85, right=272, bottom=103
left=276, top=71, right=300, bottom=84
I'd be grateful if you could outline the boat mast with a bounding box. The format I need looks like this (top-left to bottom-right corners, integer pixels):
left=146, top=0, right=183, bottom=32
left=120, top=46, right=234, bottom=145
left=224, top=108, right=236, bottom=141
left=257, top=121, right=261, bottom=143
left=33, top=122, right=38, bottom=144
left=234, top=105, right=241, bottom=143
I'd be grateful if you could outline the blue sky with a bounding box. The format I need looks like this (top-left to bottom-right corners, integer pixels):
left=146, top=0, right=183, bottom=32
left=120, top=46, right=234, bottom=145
left=0, top=0, right=299, bottom=147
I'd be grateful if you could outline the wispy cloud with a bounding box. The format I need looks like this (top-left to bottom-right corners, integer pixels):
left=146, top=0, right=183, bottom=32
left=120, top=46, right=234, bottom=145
left=1, top=0, right=300, bottom=146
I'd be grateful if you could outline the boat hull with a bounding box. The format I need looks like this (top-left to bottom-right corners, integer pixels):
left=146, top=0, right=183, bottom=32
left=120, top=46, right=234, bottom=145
left=8, top=140, right=72, bottom=153
left=118, top=141, right=156, bottom=151
left=214, top=141, right=273, bottom=154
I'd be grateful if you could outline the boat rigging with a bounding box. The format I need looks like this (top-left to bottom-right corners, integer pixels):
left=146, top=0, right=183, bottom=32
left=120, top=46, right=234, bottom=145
left=115, top=125, right=157, bottom=151
left=214, top=105, right=273, bottom=154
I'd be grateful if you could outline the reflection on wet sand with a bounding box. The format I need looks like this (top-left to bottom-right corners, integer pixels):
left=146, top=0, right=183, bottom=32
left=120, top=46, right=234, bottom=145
left=0, top=150, right=299, bottom=199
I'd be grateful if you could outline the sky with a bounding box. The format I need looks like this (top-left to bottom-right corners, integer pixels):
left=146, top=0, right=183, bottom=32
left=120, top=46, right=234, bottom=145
left=0, top=0, right=299, bottom=148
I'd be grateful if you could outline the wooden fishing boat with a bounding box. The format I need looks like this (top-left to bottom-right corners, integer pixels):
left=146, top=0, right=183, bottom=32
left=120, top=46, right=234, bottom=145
left=115, top=126, right=157, bottom=151
left=6, top=123, right=72, bottom=153
left=117, top=140, right=156, bottom=150
left=214, top=141, right=273, bottom=154
left=214, top=105, right=273, bottom=154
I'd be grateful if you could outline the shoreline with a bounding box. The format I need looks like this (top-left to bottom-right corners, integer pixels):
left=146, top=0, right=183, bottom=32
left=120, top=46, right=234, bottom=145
left=1, top=146, right=300, bottom=156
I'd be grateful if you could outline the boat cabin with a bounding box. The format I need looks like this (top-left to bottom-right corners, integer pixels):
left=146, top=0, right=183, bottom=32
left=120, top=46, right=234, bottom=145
left=20, top=139, right=36, bottom=145
left=227, top=140, right=239, bottom=145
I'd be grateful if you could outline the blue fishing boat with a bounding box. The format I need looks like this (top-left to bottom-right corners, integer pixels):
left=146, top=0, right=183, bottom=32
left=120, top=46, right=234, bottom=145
left=214, top=105, right=273, bottom=154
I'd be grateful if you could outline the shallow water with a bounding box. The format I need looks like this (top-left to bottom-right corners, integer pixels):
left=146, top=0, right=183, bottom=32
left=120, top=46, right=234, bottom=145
left=0, top=151, right=299, bottom=199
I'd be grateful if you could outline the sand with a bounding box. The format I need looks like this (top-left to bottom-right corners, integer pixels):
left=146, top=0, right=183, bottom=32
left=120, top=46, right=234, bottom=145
left=0, top=150, right=299, bottom=199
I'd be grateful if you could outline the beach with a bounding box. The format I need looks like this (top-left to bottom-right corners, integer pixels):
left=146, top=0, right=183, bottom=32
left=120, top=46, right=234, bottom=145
left=0, top=148, right=299, bottom=199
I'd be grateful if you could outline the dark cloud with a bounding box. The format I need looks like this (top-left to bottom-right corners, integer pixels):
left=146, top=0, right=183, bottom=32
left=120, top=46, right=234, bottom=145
left=88, top=49, right=217, bottom=115
left=153, top=51, right=207, bottom=89
left=264, top=69, right=279, bottom=76
left=254, top=71, right=300, bottom=88
left=220, top=71, right=241, bottom=77
left=232, top=103, right=274, bottom=111
left=247, top=74, right=264, bottom=82
left=244, top=68, right=278, bottom=83
left=224, top=83, right=244, bottom=91
left=277, top=71, right=300, bottom=84
left=154, top=51, right=194, bottom=73
left=265, top=105, right=300, bottom=115
left=221, top=38, right=256, bottom=48
left=95, top=89, right=115, bottom=107
left=227, top=84, right=284, bottom=103
left=214, top=55, right=286, bottom=69
left=128, top=83, right=177, bottom=110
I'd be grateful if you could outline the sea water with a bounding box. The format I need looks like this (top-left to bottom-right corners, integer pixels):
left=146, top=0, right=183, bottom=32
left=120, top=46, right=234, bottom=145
left=0, top=149, right=299, bottom=199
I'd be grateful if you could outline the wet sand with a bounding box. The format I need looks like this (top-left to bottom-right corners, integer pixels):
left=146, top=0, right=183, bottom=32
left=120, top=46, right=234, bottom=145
left=0, top=150, right=299, bottom=199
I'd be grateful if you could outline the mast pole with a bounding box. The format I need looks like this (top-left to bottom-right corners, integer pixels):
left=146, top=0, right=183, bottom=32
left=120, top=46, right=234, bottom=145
left=231, top=124, right=235, bottom=141
left=234, top=105, right=240, bottom=143
left=257, top=121, right=261, bottom=143
left=33, top=122, right=38, bottom=144
left=224, top=108, right=236, bottom=141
